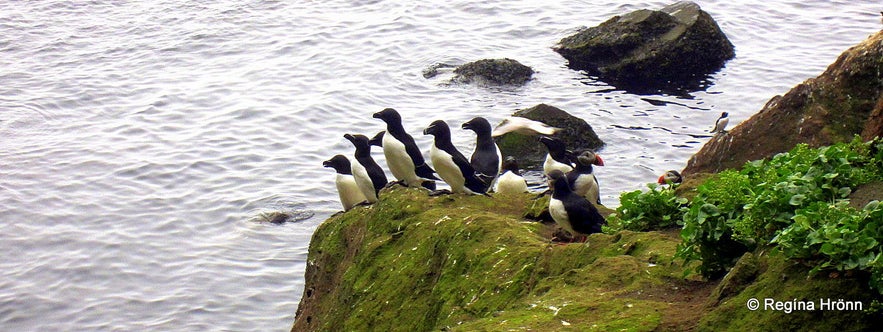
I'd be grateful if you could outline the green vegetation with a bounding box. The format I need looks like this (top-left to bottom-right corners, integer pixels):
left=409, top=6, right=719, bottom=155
left=606, top=184, right=687, bottom=232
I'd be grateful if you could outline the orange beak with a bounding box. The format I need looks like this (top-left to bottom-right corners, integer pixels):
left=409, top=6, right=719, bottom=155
left=594, top=155, right=604, bottom=166
left=657, top=175, right=666, bottom=184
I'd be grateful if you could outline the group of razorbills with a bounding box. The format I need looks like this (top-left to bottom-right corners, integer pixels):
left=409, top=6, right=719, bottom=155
left=324, top=108, right=686, bottom=242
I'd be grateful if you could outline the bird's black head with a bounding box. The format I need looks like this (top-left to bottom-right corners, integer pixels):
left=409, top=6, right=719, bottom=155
left=368, top=131, right=385, bottom=147
left=372, top=108, right=401, bottom=124
left=721, top=112, right=729, bottom=118
left=575, top=150, right=604, bottom=167
left=461, top=117, right=492, bottom=136
left=548, top=169, right=571, bottom=193
left=423, top=119, right=451, bottom=138
left=538, top=135, right=567, bottom=153
left=658, top=170, right=683, bottom=184
left=344, top=133, right=370, bottom=150
left=502, top=156, right=520, bottom=173
left=323, top=154, right=351, bottom=174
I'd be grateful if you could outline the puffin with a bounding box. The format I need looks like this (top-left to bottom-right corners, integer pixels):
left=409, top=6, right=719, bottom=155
left=423, top=120, right=488, bottom=195
left=323, top=155, right=368, bottom=211
left=538, top=136, right=575, bottom=176
left=491, top=117, right=559, bottom=137
left=372, top=108, right=438, bottom=190
left=567, top=150, right=604, bottom=205
left=344, top=133, right=388, bottom=202
left=548, top=170, right=606, bottom=242
left=493, top=156, right=528, bottom=194
left=657, top=170, right=683, bottom=185
left=461, top=117, right=501, bottom=191
left=710, top=112, right=729, bottom=134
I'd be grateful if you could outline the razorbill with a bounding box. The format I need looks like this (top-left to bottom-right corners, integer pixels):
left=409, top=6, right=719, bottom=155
left=657, top=170, right=683, bottom=185
left=462, top=117, right=501, bottom=191
left=373, top=108, right=438, bottom=190
left=494, top=156, right=528, bottom=194
left=323, top=155, right=368, bottom=211
left=567, top=150, right=604, bottom=205
left=548, top=170, right=606, bottom=242
left=538, top=136, right=575, bottom=176
left=344, top=133, right=388, bottom=202
left=491, top=117, right=559, bottom=137
left=710, top=112, right=729, bottom=134
left=424, top=120, right=488, bottom=195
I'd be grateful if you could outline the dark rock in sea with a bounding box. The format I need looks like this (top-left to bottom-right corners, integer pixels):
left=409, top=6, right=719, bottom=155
left=452, top=58, right=534, bottom=85
left=553, top=1, right=734, bottom=92
left=495, top=104, right=604, bottom=170
left=683, top=30, right=883, bottom=176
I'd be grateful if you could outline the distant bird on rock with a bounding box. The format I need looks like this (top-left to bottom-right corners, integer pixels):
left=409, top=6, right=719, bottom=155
left=710, top=112, right=729, bottom=134
left=657, top=170, right=683, bottom=185
left=323, top=155, right=368, bottom=211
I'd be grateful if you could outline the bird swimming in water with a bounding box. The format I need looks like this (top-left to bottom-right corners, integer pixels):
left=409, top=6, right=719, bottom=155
left=491, top=116, right=559, bottom=137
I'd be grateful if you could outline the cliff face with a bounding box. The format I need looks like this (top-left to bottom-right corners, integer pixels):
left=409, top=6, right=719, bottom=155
left=683, top=31, right=883, bottom=176
left=291, top=187, right=705, bottom=331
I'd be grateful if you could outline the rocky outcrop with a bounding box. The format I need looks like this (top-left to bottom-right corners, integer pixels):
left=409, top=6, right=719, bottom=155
left=495, top=104, right=604, bottom=169
left=683, top=31, right=883, bottom=176
left=451, top=58, right=534, bottom=85
left=554, top=1, right=734, bottom=91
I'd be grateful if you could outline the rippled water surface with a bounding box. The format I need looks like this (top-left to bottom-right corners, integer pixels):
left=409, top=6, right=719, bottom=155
left=1, top=0, right=879, bottom=330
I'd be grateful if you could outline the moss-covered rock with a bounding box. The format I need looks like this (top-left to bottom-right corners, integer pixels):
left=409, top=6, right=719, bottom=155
left=452, top=58, right=534, bottom=86
left=553, top=1, right=734, bottom=92
left=291, top=187, right=703, bottom=331
left=683, top=30, right=883, bottom=176
left=495, top=104, right=604, bottom=170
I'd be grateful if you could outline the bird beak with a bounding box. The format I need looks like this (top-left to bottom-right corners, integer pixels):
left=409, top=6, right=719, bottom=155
left=372, top=112, right=382, bottom=119
left=323, top=160, right=333, bottom=168
left=343, top=133, right=355, bottom=141
left=657, top=175, right=666, bottom=184
left=423, top=124, right=435, bottom=135
left=461, top=122, right=471, bottom=130
left=594, top=155, right=604, bottom=166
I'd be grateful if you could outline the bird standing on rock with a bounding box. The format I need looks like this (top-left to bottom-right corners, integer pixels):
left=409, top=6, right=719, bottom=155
left=424, top=120, right=488, bottom=195
left=538, top=136, right=575, bottom=176
left=323, top=155, right=368, bottom=211
left=344, top=133, right=387, bottom=203
left=567, top=150, right=604, bottom=205
left=494, top=156, right=528, bottom=194
left=710, top=112, right=729, bottom=134
left=373, top=108, right=439, bottom=190
left=548, top=170, right=606, bottom=242
left=462, top=117, right=501, bottom=192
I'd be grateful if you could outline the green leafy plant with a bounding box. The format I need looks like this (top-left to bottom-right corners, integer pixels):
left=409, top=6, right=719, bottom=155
left=605, top=184, right=687, bottom=232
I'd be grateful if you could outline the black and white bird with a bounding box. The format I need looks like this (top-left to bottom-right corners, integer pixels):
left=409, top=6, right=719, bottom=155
left=494, top=156, right=528, bottom=194
left=710, top=112, right=729, bottom=134
left=538, top=136, right=575, bottom=176
left=548, top=170, right=606, bottom=242
left=462, top=117, right=501, bottom=191
left=567, top=150, right=605, bottom=205
left=323, top=155, right=368, bottom=211
left=344, top=133, right=388, bottom=203
left=491, top=117, right=559, bottom=137
left=373, top=108, right=439, bottom=190
left=423, top=120, right=488, bottom=195
left=657, top=170, right=683, bottom=185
